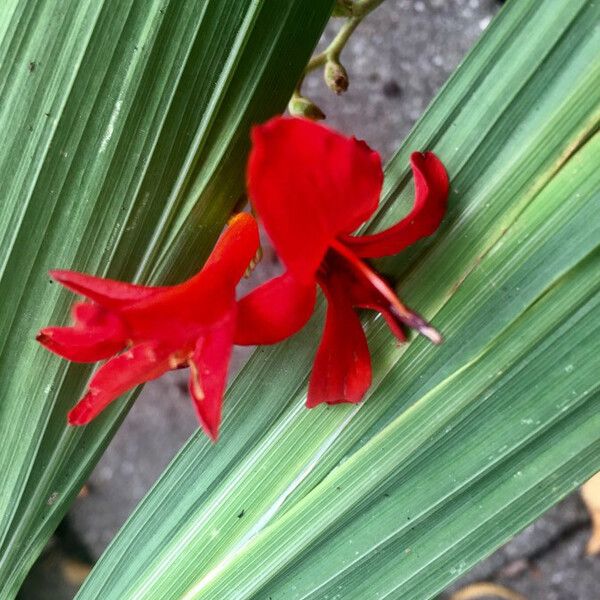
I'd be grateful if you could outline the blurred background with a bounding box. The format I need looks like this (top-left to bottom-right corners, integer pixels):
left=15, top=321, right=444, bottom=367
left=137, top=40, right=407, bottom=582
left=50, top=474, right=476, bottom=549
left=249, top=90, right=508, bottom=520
left=20, top=1, right=599, bottom=598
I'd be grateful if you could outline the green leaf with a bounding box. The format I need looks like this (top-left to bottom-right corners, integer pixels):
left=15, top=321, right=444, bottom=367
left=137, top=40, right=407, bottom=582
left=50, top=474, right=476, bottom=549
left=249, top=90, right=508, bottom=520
left=0, top=0, right=333, bottom=594
left=75, top=0, right=600, bottom=598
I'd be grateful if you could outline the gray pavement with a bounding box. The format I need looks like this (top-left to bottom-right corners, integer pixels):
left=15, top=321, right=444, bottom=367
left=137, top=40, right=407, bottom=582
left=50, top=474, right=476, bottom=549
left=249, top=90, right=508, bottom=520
left=21, top=1, right=599, bottom=598
left=440, top=494, right=598, bottom=599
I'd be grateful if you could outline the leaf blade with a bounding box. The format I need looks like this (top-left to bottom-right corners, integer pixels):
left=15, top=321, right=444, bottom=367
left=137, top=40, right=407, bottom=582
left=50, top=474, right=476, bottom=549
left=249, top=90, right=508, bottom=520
left=0, top=0, right=333, bottom=593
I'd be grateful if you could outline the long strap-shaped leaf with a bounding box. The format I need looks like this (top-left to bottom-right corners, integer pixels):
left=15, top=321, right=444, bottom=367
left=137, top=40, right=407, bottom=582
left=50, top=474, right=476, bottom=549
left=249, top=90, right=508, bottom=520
left=76, top=0, right=600, bottom=598
left=0, top=1, right=333, bottom=595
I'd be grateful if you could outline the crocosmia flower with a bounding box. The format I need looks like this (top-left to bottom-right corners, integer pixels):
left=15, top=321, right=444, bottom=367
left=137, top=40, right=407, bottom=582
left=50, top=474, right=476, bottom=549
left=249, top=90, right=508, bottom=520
left=37, top=213, right=259, bottom=440
left=235, top=117, right=449, bottom=408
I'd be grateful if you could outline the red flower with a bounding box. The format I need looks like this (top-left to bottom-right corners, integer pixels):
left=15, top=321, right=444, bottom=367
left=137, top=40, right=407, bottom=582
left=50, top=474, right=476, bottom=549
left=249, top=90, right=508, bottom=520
left=235, top=117, right=449, bottom=407
left=37, top=213, right=259, bottom=440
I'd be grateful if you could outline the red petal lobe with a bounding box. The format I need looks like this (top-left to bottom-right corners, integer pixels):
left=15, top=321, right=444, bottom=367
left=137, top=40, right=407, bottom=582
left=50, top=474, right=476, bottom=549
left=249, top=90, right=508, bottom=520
left=307, top=276, right=372, bottom=408
left=51, top=270, right=163, bottom=309
left=188, top=312, right=235, bottom=441
left=343, top=151, right=449, bottom=257
left=36, top=303, right=128, bottom=362
left=235, top=272, right=316, bottom=345
left=68, top=343, right=171, bottom=425
left=248, top=117, right=383, bottom=282
left=36, top=326, right=125, bottom=363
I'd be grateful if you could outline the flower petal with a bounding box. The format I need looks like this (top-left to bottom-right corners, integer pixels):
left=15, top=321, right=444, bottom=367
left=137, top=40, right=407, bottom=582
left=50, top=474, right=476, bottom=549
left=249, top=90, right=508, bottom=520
left=320, top=249, right=406, bottom=342
left=51, top=269, right=164, bottom=309
left=68, top=343, right=172, bottom=425
left=188, top=312, right=235, bottom=441
left=203, top=212, right=260, bottom=285
left=119, top=214, right=258, bottom=342
left=307, top=275, right=371, bottom=408
left=248, top=117, right=383, bottom=282
left=343, top=151, right=449, bottom=258
left=36, top=302, right=128, bottom=362
left=235, top=272, right=316, bottom=345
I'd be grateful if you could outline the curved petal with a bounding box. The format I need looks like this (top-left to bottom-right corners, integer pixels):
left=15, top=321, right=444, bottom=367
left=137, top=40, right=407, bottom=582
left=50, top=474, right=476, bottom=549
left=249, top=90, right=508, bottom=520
left=248, top=117, right=383, bottom=282
left=122, top=214, right=258, bottom=338
left=51, top=269, right=164, bottom=309
left=306, top=275, right=371, bottom=408
left=343, top=151, right=449, bottom=258
left=36, top=303, right=128, bottom=362
left=234, top=272, right=316, bottom=345
left=68, top=343, right=172, bottom=425
left=203, top=212, right=260, bottom=285
left=188, top=311, right=235, bottom=441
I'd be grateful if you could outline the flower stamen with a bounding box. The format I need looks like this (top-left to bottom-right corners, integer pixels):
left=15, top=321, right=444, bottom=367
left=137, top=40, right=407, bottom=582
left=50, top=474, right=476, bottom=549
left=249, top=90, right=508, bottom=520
left=189, top=358, right=205, bottom=401
left=330, top=239, right=442, bottom=344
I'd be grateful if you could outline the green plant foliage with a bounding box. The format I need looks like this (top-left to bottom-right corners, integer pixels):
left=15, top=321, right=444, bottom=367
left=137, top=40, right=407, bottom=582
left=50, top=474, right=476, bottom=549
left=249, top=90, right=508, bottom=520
left=76, top=0, right=600, bottom=598
left=0, top=1, right=333, bottom=595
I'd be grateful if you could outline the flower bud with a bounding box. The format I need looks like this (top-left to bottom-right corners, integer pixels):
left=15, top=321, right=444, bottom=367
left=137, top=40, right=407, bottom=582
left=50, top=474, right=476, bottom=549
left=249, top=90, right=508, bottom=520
left=324, top=59, right=349, bottom=94
left=288, top=95, right=326, bottom=121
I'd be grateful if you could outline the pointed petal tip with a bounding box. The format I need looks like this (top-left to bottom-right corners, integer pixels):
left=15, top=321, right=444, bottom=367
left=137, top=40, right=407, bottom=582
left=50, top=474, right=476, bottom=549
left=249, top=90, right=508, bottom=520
left=305, top=395, right=319, bottom=409
left=67, top=395, right=94, bottom=426
left=409, top=149, right=444, bottom=165
left=49, top=269, right=73, bottom=284
left=36, top=330, right=50, bottom=344
left=305, top=396, right=324, bottom=409
left=35, top=322, right=127, bottom=363
left=199, top=418, right=219, bottom=442
left=227, top=211, right=256, bottom=229
left=67, top=415, right=87, bottom=427
left=48, top=268, right=64, bottom=279
left=47, top=269, right=161, bottom=307
left=409, top=150, right=429, bottom=162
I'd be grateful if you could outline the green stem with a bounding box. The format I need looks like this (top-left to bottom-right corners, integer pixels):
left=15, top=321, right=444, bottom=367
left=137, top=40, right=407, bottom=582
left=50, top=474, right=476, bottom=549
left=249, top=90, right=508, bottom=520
left=307, top=16, right=361, bottom=70
left=351, top=0, right=386, bottom=17
left=289, top=0, right=387, bottom=116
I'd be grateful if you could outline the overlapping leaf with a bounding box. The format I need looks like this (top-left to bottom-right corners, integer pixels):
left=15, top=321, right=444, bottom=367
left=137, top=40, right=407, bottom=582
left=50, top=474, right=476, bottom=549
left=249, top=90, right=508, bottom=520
left=0, top=1, right=333, bottom=595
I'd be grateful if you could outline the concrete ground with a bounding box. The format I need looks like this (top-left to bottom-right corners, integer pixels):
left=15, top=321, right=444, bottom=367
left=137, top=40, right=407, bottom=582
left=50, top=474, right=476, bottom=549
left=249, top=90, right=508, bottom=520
left=20, top=1, right=599, bottom=598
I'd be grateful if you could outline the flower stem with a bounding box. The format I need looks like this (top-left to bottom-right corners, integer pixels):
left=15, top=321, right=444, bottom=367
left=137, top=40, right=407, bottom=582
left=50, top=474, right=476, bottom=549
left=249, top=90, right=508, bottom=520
left=306, top=16, right=361, bottom=72
left=288, top=0, right=388, bottom=118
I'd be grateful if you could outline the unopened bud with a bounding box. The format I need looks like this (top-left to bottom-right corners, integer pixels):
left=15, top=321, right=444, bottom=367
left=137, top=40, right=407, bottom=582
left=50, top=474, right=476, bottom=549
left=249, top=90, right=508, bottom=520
left=288, top=95, right=326, bottom=121
left=324, top=59, right=349, bottom=94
